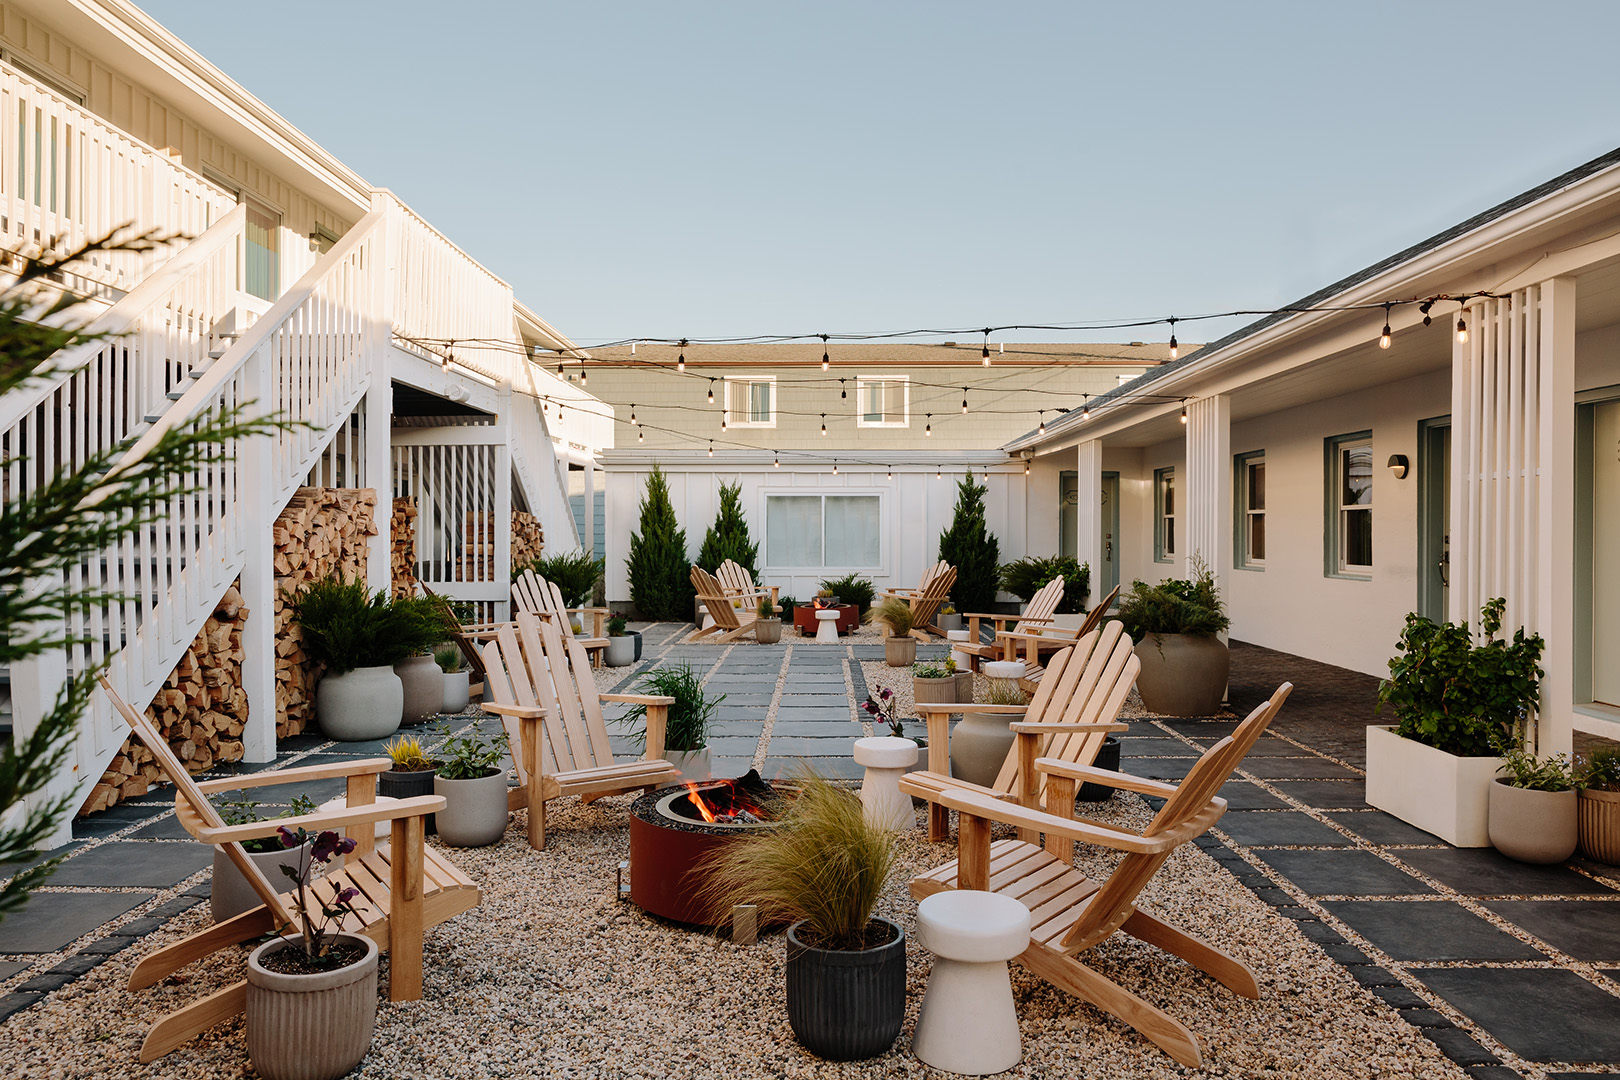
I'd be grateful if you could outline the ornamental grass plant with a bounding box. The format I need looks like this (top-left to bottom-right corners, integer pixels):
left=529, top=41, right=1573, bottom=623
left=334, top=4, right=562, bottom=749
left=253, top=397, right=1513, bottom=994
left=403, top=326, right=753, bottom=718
left=866, top=596, right=914, bottom=637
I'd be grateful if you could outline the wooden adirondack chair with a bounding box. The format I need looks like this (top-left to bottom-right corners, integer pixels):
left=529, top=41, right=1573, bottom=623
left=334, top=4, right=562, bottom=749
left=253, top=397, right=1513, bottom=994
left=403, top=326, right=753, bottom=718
left=716, top=558, right=779, bottom=613
left=878, top=560, right=958, bottom=639
left=956, top=576, right=1067, bottom=670
left=902, top=682, right=1294, bottom=1067
left=512, top=568, right=609, bottom=666
left=420, top=580, right=495, bottom=696
left=1012, top=583, right=1123, bottom=692
left=910, top=620, right=1139, bottom=841
left=481, top=612, right=681, bottom=849
left=687, top=565, right=759, bottom=642
left=100, top=677, right=480, bottom=1063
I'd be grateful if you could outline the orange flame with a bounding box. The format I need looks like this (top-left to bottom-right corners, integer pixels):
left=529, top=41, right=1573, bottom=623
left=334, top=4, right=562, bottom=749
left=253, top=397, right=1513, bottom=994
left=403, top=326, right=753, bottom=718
left=684, top=781, right=717, bottom=823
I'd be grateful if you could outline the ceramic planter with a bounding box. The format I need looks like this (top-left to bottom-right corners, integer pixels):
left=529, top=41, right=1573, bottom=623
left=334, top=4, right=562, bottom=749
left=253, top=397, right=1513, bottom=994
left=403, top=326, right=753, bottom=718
left=883, top=634, right=916, bottom=667
left=755, top=618, right=783, bottom=645
left=245, top=932, right=378, bottom=1080
left=1488, top=779, right=1577, bottom=863
left=441, top=670, right=470, bottom=713
left=953, top=670, right=975, bottom=703
left=665, top=746, right=713, bottom=784
left=1134, top=633, right=1228, bottom=716
left=1578, top=788, right=1620, bottom=864
left=211, top=841, right=307, bottom=924
left=951, top=712, right=1017, bottom=787
left=785, top=918, right=906, bottom=1061
left=936, top=612, right=963, bottom=634
left=913, top=675, right=956, bottom=707
left=1365, top=725, right=1504, bottom=847
left=434, top=767, right=509, bottom=847
left=378, top=766, right=438, bottom=835
left=395, top=654, right=442, bottom=727
left=630, top=629, right=643, bottom=662
left=604, top=634, right=636, bottom=667
left=316, top=665, right=403, bottom=742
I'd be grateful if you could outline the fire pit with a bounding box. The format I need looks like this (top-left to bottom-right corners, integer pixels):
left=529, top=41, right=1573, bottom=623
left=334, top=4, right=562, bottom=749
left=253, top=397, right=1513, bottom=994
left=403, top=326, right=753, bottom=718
left=628, top=771, right=786, bottom=925
left=792, top=602, right=857, bottom=636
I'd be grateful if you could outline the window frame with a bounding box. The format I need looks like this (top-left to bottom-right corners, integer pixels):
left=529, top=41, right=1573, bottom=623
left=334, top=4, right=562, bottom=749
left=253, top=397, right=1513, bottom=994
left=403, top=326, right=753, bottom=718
left=1325, top=431, right=1373, bottom=579
left=854, top=375, right=910, bottom=429
left=761, top=489, right=885, bottom=572
left=1234, top=450, right=1266, bottom=571
left=1154, top=466, right=1176, bottom=564
left=722, top=375, right=777, bottom=429
left=243, top=199, right=282, bottom=302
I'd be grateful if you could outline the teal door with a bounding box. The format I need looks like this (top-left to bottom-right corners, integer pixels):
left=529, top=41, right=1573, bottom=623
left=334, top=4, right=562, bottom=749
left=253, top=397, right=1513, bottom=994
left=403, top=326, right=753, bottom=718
left=1101, top=472, right=1120, bottom=599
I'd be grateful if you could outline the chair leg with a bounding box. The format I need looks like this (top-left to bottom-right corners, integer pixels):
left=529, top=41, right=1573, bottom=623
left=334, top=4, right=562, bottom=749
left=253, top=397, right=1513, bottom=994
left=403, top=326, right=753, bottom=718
left=389, top=816, right=425, bottom=1001
left=127, top=906, right=276, bottom=989
left=139, top=981, right=248, bottom=1063
left=1018, top=945, right=1204, bottom=1068
left=1121, top=908, right=1260, bottom=998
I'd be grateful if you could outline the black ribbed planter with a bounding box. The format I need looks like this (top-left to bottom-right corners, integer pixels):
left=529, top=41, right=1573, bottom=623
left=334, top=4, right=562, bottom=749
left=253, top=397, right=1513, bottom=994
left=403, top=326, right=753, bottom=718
left=784, top=918, right=906, bottom=1061
left=630, top=630, right=643, bottom=662
left=378, top=766, right=438, bottom=835
left=1078, top=736, right=1121, bottom=801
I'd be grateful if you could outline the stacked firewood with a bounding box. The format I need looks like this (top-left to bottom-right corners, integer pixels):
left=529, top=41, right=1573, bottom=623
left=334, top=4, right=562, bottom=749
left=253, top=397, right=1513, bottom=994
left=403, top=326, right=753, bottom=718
left=511, top=510, right=544, bottom=570
left=273, top=488, right=377, bottom=737
left=391, top=496, right=418, bottom=597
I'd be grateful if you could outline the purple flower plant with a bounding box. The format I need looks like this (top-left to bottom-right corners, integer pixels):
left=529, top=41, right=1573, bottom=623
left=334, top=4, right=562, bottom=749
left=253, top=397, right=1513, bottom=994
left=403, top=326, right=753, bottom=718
left=276, top=824, right=363, bottom=960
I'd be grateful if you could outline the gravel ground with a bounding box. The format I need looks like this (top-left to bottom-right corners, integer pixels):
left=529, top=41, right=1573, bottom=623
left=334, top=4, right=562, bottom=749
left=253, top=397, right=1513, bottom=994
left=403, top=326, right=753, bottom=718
left=0, top=792, right=1464, bottom=1079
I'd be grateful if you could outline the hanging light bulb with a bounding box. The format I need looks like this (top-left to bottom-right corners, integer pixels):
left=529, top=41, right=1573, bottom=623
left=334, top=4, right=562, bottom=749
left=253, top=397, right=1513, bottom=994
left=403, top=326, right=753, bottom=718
left=1024, top=460, right=1030, bottom=476
left=677, top=339, right=686, bottom=373
left=1168, top=317, right=1180, bottom=360
left=1081, top=395, right=1091, bottom=421
left=961, top=388, right=968, bottom=414
left=557, top=360, right=564, bottom=376
left=1037, top=410, right=1046, bottom=435
left=887, top=467, right=893, bottom=480
left=1180, top=403, right=1189, bottom=424
left=708, top=379, right=715, bottom=404
left=721, top=416, right=728, bottom=432
left=936, top=466, right=942, bottom=479
left=708, top=440, right=713, bottom=457
left=925, top=413, right=932, bottom=436
left=982, top=329, right=991, bottom=366
left=832, top=460, right=838, bottom=476
left=1456, top=310, right=1468, bottom=344
left=579, top=366, right=586, bottom=387
left=1379, top=303, right=1392, bottom=350
left=638, top=428, right=643, bottom=444
left=629, top=406, right=637, bottom=426
left=820, top=414, right=827, bottom=436
left=821, top=334, right=829, bottom=372
left=773, top=454, right=780, bottom=468
left=840, top=379, right=847, bottom=400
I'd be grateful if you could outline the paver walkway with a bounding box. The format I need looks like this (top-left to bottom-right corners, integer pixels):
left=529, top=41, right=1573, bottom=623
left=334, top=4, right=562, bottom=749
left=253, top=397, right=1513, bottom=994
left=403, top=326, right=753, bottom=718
left=1, top=628, right=1617, bottom=1078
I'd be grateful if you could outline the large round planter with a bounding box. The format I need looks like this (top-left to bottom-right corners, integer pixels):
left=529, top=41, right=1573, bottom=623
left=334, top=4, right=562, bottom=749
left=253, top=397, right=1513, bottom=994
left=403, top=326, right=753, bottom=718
left=785, top=918, right=907, bottom=1061
left=1134, top=633, right=1229, bottom=717
left=913, top=675, right=956, bottom=707
left=935, top=612, right=963, bottom=634
left=951, top=712, right=1017, bottom=787
left=434, top=768, right=509, bottom=847
left=604, top=634, right=637, bottom=667
left=212, top=841, right=308, bottom=924
left=246, top=932, right=378, bottom=1080
left=1488, top=779, right=1577, bottom=864
left=441, top=671, right=470, bottom=714
left=1578, top=787, right=1620, bottom=864
left=755, top=618, right=784, bottom=645
left=316, top=665, right=403, bottom=742
left=395, top=655, right=442, bottom=727
left=884, top=634, right=916, bottom=667
left=953, top=670, right=975, bottom=704
left=664, top=746, right=713, bottom=785
left=378, top=766, right=439, bottom=836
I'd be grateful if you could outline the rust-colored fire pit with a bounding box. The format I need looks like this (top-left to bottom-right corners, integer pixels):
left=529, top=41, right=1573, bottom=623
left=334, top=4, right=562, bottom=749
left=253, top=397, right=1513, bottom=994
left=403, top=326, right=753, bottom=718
left=628, top=772, right=785, bottom=925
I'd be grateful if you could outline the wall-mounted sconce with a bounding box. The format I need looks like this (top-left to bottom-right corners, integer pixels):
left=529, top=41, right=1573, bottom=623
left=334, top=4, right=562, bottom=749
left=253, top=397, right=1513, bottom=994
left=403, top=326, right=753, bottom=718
left=1387, top=454, right=1409, bottom=480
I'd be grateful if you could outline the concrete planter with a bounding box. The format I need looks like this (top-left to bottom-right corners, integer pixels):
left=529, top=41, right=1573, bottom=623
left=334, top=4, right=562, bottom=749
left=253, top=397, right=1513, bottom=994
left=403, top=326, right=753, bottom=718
left=1134, top=634, right=1228, bottom=717
left=434, top=768, right=509, bottom=847
left=665, top=746, right=713, bottom=785
left=245, top=932, right=378, bottom=1080
left=935, top=613, right=963, bottom=634
left=1488, top=779, right=1577, bottom=863
left=913, top=676, right=956, bottom=707
left=316, top=665, right=402, bottom=742
left=883, top=634, right=916, bottom=667
left=212, top=841, right=307, bottom=924
left=951, top=713, right=1017, bottom=787
left=604, top=634, right=636, bottom=667
left=1578, top=788, right=1620, bottom=864
left=395, top=654, right=443, bottom=727
left=756, top=618, right=784, bottom=645
left=1365, top=725, right=1504, bottom=847
left=441, top=670, right=470, bottom=714
left=953, top=671, right=975, bottom=704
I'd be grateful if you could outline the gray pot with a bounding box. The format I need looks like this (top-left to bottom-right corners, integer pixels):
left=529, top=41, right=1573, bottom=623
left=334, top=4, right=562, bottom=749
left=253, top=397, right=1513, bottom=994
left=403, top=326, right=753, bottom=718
left=755, top=618, right=783, bottom=644
left=951, top=712, right=1017, bottom=787
left=434, top=768, right=509, bottom=847
left=631, top=629, right=643, bottom=662
left=913, top=676, right=956, bottom=706
left=664, top=746, right=713, bottom=785
left=395, top=654, right=442, bottom=727
left=604, top=634, right=637, bottom=667
left=212, top=841, right=307, bottom=924
left=785, top=918, right=906, bottom=1061
left=316, top=665, right=403, bottom=742
left=1489, top=779, right=1577, bottom=864
left=1133, top=633, right=1229, bottom=717
left=936, top=612, right=963, bottom=633
left=441, top=670, right=470, bottom=713
left=883, top=634, right=916, bottom=667
left=246, top=932, right=378, bottom=1080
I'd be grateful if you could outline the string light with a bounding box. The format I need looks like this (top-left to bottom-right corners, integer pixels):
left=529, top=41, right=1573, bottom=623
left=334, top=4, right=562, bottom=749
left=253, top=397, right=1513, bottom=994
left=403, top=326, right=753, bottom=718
left=773, top=453, right=780, bottom=468
left=629, top=405, right=637, bottom=426
left=1168, top=317, right=1179, bottom=360
left=982, top=329, right=991, bottom=366
left=579, top=365, right=586, bottom=386
left=557, top=359, right=564, bottom=376
left=936, top=466, right=942, bottom=479
left=821, top=333, right=829, bottom=372
left=1081, top=395, right=1091, bottom=421
left=832, top=460, right=838, bottom=475
left=1456, top=306, right=1468, bottom=344
left=1024, top=460, right=1030, bottom=476
left=1379, top=303, right=1392, bottom=350
left=961, top=388, right=968, bottom=414
left=925, top=413, right=932, bottom=436
left=887, top=467, right=892, bottom=479
left=707, top=379, right=715, bottom=404
left=1037, top=410, right=1046, bottom=434
left=638, top=428, right=643, bottom=443
left=820, top=414, right=827, bottom=436
left=677, top=338, right=687, bottom=373
left=707, top=440, right=713, bottom=457
left=1180, top=403, right=1188, bottom=424
left=721, top=416, right=728, bottom=432
left=840, top=379, right=847, bottom=400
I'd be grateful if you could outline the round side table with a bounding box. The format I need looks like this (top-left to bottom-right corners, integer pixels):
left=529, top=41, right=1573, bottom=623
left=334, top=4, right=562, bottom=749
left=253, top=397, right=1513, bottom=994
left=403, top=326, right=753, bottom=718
left=813, top=607, right=842, bottom=643
left=852, top=736, right=918, bottom=831
left=913, top=890, right=1032, bottom=1074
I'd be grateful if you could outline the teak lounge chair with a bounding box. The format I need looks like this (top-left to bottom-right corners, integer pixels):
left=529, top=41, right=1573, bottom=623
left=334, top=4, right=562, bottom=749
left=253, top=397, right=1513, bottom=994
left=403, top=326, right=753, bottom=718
left=687, top=565, right=759, bottom=643
left=902, top=682, right=1294, bottom=1067
left=908, top=620, right=1139, bottom=841
left=878, top=560, right=957, bottom=639
left=955, top=576, right=1067, bottom=670
left=512, top=568, right=610, bottom=666
left=1010, top=583, right=1123, bottom=692
left=716, top=558, right=779, bottom=613
left=481, top=612, right=681, bottom=849
left=99, top=677, right=480, bottom=1063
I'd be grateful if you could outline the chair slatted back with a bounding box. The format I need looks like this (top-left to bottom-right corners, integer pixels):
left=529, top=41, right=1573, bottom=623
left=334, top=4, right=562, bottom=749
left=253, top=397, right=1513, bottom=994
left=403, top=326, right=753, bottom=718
left=691, top=566, right=744, bottom=629
left=1013, top=576, right=1066, bottom=634
left=909, top=565, right=957, bottom=628
left=483, top=614, right=618, bottom=786
left=511, top=569, right=550, bottom=617
left=98, top=676, right=288, bottom=921
left=420, top=582, right=490, bottom=683
left=715, top=560, right=760, bottom=600
left=1060, top=682, right=1293, bottom=953
left=482, top=626, right=562, bottom=781
left=989, top=621, right=1139, bottom=794
left=1075, top=584, right=1121, bottom=640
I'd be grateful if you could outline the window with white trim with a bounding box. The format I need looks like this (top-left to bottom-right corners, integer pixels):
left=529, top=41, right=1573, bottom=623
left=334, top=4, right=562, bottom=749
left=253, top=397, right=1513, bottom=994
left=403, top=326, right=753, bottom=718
left=1154, top=467, right=1175, bottom=563
left=244, top=201, right=281, bottom=301
left=723, top=376, right=775, bottom=427
left=855, top=377, right=909, bottom=428
left=1235, top=450, right=1265, bottom=569
left=1327, top=432, right=1372, bottom=576
left=765, top=493, right=881, bottom=568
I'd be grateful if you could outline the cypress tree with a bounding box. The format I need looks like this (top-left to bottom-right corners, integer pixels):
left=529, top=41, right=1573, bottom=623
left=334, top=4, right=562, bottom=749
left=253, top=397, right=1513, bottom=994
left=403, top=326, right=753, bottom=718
left=626, top=464, right=694, bottom=620
left=937, top=476, right=1001, bottom=615
left=695, top=481, right=758, bottom=577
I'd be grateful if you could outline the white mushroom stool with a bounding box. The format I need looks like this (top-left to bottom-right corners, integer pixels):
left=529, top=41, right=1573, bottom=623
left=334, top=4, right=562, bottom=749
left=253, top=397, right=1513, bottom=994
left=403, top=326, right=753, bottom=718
left=946, top=629, right=972, bottom=672
left=981, top=659, right=1026, bottom=683
left=814, top=607, right=841, bottom=643
left=852, top=736, right=918, bottom=831
left=913, top=890, right=1031, bottom=1075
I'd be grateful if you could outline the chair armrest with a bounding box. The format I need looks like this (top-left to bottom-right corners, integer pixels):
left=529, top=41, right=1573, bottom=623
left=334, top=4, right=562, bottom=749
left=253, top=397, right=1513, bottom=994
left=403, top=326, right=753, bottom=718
left=1033, top=758, right=1180, bottom=798
left=955, top=611, right=1006, bottom=621
left=601, top=693, right=677, bottom=706
left=998, top=627, right=1079, bottom=645
left=195, top=758, right=392, bottom=794
left=1008, top=721, right=1128, bottom=734
left=194, top=794, right=446, bottom=843
left=484, top=701, right=546, bottom=719
left=914, top=703, right=1027, bottom=715
left=897, top=779, right=1170, bottom=854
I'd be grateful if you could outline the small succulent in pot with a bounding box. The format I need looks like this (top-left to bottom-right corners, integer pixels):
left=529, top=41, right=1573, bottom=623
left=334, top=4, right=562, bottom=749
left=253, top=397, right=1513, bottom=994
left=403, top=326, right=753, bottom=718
left=607, top=614, right=629, bottom=636
left=385, top=734, right=436, bottom=773
left=758, top=595, right=776, bottom=620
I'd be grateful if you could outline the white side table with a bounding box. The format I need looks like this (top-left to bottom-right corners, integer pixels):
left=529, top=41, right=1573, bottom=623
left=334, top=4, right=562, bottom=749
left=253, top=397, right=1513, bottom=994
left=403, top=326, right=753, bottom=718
left=913, top=890, right=1032, bottom=1074
left=852, top=736, right=918, bottom=831
left=813, top=607, right=841, bottom=643
left=946, top=629, right=972, bottom=672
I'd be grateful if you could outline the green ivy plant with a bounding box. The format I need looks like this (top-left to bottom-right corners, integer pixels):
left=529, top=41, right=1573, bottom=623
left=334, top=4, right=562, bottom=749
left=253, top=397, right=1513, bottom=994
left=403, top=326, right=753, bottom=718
left=819, top=573, right=875, bottom=616
left=1376, top=597, right=1544, bottom=758
left=1496, top=745, right=1577, bottom=792
left=435, top=723, right=509, bottom=781
left=999, top=555, right=1091, bottom=614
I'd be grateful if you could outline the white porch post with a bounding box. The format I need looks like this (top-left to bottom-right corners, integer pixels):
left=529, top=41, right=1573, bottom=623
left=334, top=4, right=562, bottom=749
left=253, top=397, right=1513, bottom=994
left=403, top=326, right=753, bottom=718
left=238, top=342, right=277, bottom=762
left=363, top=207, right=392, bottom=597
left=583, top=458, right=596, bottom=556
left=1184, top=395, right=1232, bottom=590
left=1075, top=440, right=1104, bottom=596
left=1538, top=277, right=1577, bottom=756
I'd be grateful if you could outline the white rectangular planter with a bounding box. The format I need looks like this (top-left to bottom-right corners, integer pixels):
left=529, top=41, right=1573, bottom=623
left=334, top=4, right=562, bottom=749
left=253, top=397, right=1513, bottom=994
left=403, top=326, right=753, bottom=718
left=1364, top=725, right=1503, bottom=847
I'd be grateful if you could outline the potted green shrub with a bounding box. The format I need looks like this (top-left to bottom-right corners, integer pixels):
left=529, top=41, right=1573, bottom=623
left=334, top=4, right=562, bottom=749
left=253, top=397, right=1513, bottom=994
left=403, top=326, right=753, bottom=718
left=604, top=614, right=637, bottom=667
left=436, top=646, right=470, bottom=713
left=697, top=772, right=905, bottom=1061
left=820, top=573, right=875, bottom=617
left=912, top=659, right=956, bottom=707
left=1371, top=597, right=1543, bottom=847
left=1577, top=747, right=1620, bottom=864
left=208, top=794, right=315, bottom=923
left=868, top=597, right=916, bottom=666
left=527, top=549, right=606, bottom=618
left=245, top=826, right=375, bottom=1080
left=936, top=603, right=962, bottom=634
left=1000, top=554, right=1090, bottom=628
left=755, top=596, right=783, bottom=644
left=379, top=735, right=439, bottom=836
left=1489, top=744, right=1578, bottom=863
left=619, top=663, right=724, bottom=782
left=432, top=723, right=510, bottom=847
left=1115, top=560, right=1230, bottom=717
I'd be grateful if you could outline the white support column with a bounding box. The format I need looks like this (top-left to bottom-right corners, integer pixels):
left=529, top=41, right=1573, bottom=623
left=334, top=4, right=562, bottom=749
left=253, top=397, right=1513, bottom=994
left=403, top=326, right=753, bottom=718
left=1075, top=440, right=1104, bottom=593
left=1184, top=395, right=1232, bottom=590
left=363, top=212, right=392, bottom=596
left=494, top=437, right=513, bottom=621
left=238, top=344, right=277, bottom=762
left=11, top=589, right=70, bottom=846
left=584, top=459, right=596, bottom=557
left=1538, top=276, right=1577, bottom=756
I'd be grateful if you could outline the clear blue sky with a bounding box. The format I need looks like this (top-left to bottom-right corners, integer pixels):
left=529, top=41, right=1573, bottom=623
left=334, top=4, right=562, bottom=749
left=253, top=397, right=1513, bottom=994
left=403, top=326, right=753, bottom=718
left=141, top=0, right=1620, bottom=348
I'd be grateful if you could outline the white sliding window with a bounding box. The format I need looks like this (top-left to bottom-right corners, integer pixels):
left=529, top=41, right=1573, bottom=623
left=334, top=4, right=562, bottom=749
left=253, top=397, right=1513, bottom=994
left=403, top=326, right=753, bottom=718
left=766, top=493, right=881, bottom=569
